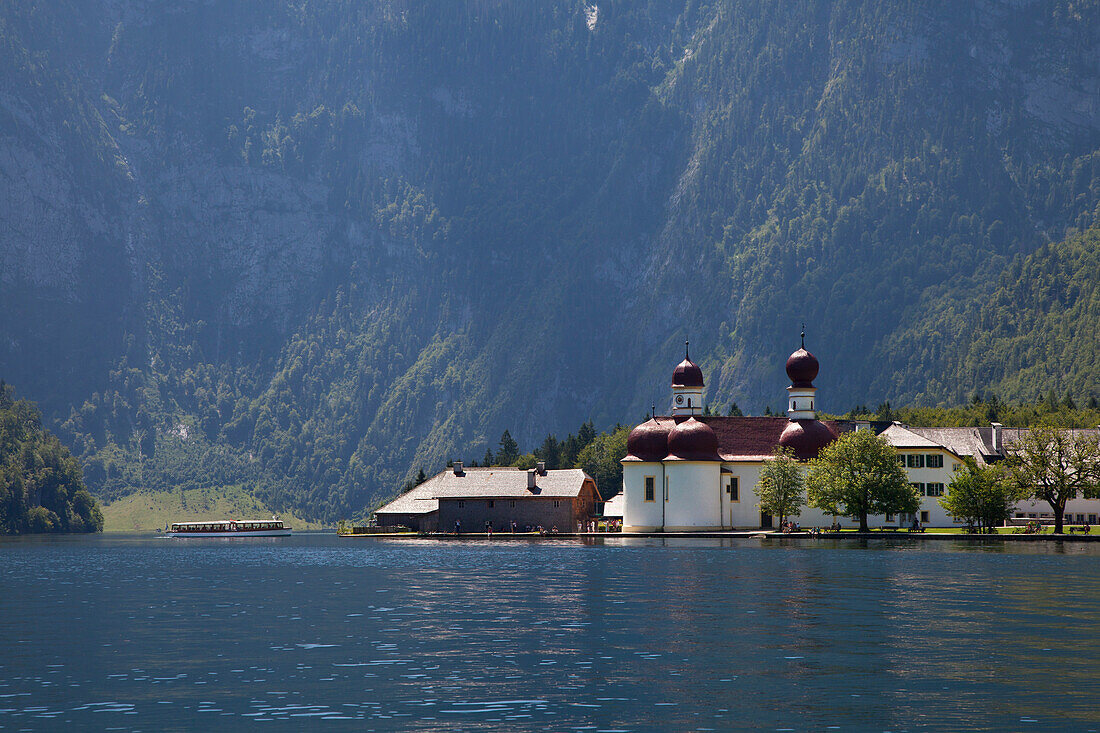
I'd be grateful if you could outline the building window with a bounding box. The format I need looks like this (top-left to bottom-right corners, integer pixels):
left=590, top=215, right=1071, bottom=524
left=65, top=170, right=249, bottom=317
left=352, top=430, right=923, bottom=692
left=487, top=500, right=494, bottom=508
left=906, top=454, right=924, bottom=468
left=926, top=454, right=944, bottom=468
left=1089, top=514, right=1097, bottom=524
left=911, top=482, right=925, bottom=496
left=727, top=477, right=739, bottom=502
left=553, top=500, right=560, bottom=507
left=457, top=500, right=465, bottom=508
left=886, top=513, right=895, bottom=522
left=644, top=476, right=655, bottom=502
left=953, top=462, right=963, bottom=472
left=664, top=476, right=669, bottom=502
left=897, top=455, right=905, bottom=466
left=510, top=500, right=516, bottom=508
left=926, top=483, right=944, bottom=497
left=920, top=511, right=929, bottom=523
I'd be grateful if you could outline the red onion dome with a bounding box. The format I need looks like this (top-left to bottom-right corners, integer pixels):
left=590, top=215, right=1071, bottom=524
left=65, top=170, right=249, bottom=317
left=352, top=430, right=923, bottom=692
left=778, top=420, right=836, bottom=460
left=667, top=417, right=721, bottom=461
left=671, top=358, right=704, bottom=387
left=785, top=347, right=819, bottom=387
left=624, top=418, right=671, bottom=462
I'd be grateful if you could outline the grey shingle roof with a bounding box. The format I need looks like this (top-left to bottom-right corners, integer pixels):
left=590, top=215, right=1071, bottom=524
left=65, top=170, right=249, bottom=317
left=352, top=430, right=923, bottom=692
left=905, top=427, right=997, bottom=464
left=881, top=424, right=944, bottom=449
left=904, top=426, right=1100, bottom=466
left=375, top=467, right=594, bottom=516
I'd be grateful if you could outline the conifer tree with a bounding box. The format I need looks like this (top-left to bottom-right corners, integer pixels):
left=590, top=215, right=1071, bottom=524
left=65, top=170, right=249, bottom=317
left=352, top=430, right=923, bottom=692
left=496, top=430, right=519, bottom=466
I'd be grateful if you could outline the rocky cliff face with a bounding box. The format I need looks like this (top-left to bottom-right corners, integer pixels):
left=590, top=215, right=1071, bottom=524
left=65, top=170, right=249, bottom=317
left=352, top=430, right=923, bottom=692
left=1, top=1, right=1098, bottom=518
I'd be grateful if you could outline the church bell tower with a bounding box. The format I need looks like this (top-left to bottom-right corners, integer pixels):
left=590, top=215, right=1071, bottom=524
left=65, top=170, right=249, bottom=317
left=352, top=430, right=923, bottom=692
left=671, top=341, right=705, bottom=417
left=785, top=329, right=819, bottom=421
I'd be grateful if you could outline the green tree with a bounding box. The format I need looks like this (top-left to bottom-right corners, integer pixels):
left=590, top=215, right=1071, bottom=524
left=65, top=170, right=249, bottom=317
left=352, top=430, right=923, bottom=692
left=754, top=446, right=805, bottom=527
left=807, top=430, right=917, bottom=532
left=0, top=383, right=103, bottom=534
left=512, top=453, right=538, bottom=470
left=727, top=402, right=744, bottom=417
left=534, top=434, right=561, bottom=469
left=1005, top=425, right=1100, bottom=534
left=576, top=421, right=597, bottom=449
left=574, top=426, right=630, bottom=498
left=940, top=459, right=1023, bottom=533
left=496, top=430, right=519, bottom=466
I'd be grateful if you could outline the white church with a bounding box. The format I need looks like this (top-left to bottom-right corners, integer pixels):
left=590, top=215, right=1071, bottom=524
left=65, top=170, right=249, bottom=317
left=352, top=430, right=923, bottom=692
left=620, top=338, right=1100, bottom=531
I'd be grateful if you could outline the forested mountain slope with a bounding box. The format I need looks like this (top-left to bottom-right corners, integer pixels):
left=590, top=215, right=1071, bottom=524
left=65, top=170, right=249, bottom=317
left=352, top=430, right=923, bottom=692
left=884, top=218, right=1100, bottom=405
left=0, top=383, right=103, bottom=533
left=1, top=1, right=1098, bottom=520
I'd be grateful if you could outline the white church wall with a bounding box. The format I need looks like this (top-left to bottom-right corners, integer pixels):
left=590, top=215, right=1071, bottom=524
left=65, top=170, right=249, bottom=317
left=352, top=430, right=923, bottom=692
left=664, top=462, right=722, bottom=530
left=721, top=463, right=764, bottom=528
left=622, top=462, right=664, bottom=532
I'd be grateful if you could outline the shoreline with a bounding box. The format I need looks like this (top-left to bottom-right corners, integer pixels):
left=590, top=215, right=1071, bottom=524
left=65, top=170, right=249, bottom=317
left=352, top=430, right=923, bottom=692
left=338, top=529, right=1100, bottom=542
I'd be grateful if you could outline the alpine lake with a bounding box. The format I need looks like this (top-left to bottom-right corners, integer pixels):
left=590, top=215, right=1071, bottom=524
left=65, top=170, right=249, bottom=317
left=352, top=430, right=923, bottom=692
left=1, top=533, right=1098, bottom=732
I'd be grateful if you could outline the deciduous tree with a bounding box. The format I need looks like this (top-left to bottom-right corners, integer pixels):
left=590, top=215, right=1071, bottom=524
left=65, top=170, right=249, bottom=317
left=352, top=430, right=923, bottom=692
left=755, top=446, right=805, bottom=527
left=807, top=430, right=917, bottom=532
left=575, top=426, right=630, bottom=498
left=1005, top=425, right=1100, bottom=534
left=940, top=459, right=1022, bottom=533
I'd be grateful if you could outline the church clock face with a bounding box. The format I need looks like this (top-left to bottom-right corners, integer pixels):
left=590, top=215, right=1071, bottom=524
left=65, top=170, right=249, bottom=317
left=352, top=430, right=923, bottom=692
left=675, top=395, right=684, bottom=405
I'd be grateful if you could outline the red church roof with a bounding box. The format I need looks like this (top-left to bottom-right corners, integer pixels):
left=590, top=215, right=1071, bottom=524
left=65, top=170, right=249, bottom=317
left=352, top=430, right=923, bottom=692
left=666, top=417, right=722, bottom=461
left=626, top=415, right=840, bottom=462
left=671, top=358, right=704, bottom=388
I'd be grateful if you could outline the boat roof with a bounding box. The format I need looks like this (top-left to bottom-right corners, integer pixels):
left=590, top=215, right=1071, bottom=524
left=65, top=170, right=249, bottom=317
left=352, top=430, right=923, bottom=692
left=173, top=519, right=282, bottom=524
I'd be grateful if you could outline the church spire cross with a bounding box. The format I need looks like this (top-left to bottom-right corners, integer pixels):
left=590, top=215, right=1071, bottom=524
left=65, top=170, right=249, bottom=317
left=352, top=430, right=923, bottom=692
left=685, top=339, right=690, bottom=360
left=800, top=323, right=805, bottom=349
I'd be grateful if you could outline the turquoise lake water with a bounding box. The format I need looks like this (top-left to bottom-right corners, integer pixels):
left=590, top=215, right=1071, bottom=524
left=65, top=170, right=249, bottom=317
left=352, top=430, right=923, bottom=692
left=1, top=533, right=1099, bottom=731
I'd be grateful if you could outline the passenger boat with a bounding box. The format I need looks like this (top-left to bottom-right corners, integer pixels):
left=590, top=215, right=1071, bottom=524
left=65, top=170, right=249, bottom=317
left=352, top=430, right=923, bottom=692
left=167, top=519, right=291, bottom=537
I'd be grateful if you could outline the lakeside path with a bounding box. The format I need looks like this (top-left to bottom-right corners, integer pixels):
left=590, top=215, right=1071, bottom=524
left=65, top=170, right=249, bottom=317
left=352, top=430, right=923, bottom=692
left=338, top=530, right=1100, bottom=542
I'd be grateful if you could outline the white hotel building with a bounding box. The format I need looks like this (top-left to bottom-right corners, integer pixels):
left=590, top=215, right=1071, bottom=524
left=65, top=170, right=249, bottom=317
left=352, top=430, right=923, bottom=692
left=621, top=339, right=1100, bottom=531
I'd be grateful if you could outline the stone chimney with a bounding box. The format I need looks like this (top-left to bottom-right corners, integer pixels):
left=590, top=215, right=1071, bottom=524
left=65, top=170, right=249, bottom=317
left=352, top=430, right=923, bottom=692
left=453, top=461, right=464, bottom=476
left=536, top=461, right=546, bottom=476
left=527, top=469, right=536, bottom=490
left=991, top=423, right=1003, bottom=453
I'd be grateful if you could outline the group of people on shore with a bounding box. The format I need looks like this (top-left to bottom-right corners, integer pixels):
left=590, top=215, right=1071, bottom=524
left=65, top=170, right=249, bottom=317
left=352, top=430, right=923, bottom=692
left=451, top=520, right=558, bottom=535
left=579, top=519, right=621, bottom=533
left=448, top=518, right=625, bottom=536
left=1019, top=520, right=1091, bottom=534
